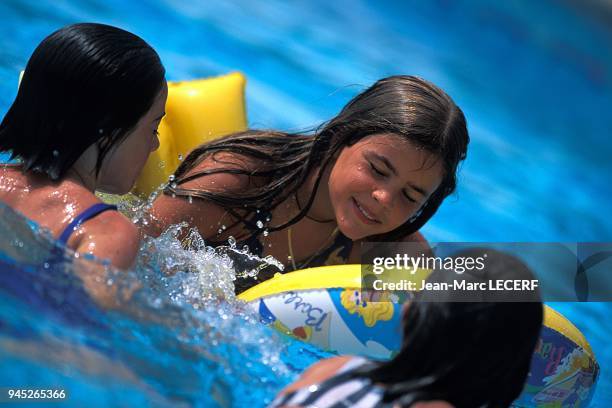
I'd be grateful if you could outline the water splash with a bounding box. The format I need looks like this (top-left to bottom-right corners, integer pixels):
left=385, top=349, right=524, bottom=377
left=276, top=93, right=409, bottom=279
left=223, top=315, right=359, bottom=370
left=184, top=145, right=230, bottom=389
left=0, top=202, right=321, bottom=406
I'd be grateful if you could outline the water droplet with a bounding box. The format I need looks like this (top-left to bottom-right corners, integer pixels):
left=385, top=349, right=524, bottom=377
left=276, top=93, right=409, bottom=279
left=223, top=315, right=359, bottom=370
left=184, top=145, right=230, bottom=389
left=178, top=154, right=183, bottom=161
left=52, top=150, right=59, bottom=157
left=221, top=225, right=227, bottom=230
left=217, top=228, right=223, bottom=234
left=98, top=128, right=104, bottom=134
left=171, top=193, right=176, bottom=198
left=263, top=230, right=269, bottom=237
left=168, top=174, right=175, bottom=182
left=256, top=220, right=264, bottom=229
left=170, top=182, right=177, bottom=189
left=265, top=216, right=271, bottom=222
left=228, top=236, right=236, bottom=248
left=43, top=262, right=50, bottom=269
left=188, top=196, right=193, bottom=204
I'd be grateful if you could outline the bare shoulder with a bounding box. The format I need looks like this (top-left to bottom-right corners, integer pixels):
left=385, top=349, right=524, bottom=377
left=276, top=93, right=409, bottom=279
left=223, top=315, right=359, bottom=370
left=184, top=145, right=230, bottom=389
left=279, top=356, right=353, bottom=395
left=148, top=151, right=269, bottom=239
left=72, top=209, right=139, bottom=270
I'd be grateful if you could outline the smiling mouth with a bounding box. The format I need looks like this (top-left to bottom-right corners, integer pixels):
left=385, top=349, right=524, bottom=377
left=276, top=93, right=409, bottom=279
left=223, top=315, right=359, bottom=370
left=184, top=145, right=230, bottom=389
left=352, top=197, right=380, bottom=224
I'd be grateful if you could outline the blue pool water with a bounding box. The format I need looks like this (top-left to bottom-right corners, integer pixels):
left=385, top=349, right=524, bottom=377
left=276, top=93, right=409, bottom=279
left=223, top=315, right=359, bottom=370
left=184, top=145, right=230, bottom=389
left=1, top=0, right=611, bottom=406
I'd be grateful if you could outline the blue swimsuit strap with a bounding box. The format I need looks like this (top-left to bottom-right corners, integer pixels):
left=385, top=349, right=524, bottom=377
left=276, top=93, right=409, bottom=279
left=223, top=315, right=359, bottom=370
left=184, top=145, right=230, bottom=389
left=57, top=203, right=118, bottom=245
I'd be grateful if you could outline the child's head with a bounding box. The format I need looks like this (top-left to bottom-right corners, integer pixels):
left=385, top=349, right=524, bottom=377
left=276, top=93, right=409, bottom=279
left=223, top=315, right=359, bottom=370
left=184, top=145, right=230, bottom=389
left=314, top=76, right=468, bottom=240
left=0, top=23, right=166, bottom=185
left=361, top=249, right=543, bottom=407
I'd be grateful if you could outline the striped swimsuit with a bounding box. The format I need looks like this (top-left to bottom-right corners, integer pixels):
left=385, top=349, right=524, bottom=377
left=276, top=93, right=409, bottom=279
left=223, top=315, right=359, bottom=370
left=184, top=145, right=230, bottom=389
left=269, top=357, right=389, bottom=408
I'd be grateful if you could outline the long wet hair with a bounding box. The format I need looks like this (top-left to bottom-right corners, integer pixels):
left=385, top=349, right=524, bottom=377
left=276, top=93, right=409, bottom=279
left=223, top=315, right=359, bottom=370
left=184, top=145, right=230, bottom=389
left=0, top=23, right=165, bottom=180
left=168, top=76, right=468, bottom=241
left=356, top=249, right=544, bottom=407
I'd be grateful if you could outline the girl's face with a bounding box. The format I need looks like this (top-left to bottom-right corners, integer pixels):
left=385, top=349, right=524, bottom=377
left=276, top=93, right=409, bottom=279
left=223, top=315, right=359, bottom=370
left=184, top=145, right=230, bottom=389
left=327, top=133, right=443, bottom=240
left=97, top=81, right=168, bottom=194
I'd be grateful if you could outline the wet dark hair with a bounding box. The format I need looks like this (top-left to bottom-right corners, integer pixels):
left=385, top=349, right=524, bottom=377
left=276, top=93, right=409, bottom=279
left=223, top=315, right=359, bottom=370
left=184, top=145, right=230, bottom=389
left=168, top=75, right=468, bottom=241
left=356, top=249, right=544, bottom=408
left=0, top=23, right=165, bottom=180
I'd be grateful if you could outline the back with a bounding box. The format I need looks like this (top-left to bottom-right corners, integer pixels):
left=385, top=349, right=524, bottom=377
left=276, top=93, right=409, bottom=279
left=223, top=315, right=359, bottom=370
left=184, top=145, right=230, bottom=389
left=0, top=165, right=99, bottom=239
left=270, top=357, right=384, bottom=408
left=0, top=165, right=138, bottom=271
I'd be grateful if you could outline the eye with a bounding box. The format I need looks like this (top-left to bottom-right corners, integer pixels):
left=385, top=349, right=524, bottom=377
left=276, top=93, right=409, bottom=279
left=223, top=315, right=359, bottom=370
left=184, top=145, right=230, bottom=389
left=369, top=162, right=387, bottom=177
left=403, top=190, right=417, bottom=203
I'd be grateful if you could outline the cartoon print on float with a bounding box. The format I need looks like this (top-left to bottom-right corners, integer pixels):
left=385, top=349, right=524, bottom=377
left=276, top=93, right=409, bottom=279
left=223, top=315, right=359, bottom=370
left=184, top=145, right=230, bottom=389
left=256, top=291, right=333, bottom=349
left=252, top=287, right=402, bottom=358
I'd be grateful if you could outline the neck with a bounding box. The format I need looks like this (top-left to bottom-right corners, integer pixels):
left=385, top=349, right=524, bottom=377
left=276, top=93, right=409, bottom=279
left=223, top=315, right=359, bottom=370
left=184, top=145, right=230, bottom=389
left=67, top=144, right=99, bottom=193
left=66, top=168, right=96, bottom=192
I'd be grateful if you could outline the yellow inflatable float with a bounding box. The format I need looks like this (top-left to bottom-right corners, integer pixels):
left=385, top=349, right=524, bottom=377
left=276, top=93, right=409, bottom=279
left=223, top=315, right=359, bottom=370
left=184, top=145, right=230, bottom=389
left=134, top=74, right=599, bottom=407
left=133, top=72, right=248, bottom=197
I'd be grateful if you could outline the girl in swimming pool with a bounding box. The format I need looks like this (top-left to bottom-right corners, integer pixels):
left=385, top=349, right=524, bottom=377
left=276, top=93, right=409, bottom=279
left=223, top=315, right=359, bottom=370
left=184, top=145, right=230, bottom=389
left=271, top=250, right=544, bottom=408
left=148, top=76, right=468, bottom=292
left=0, top=23, right=167, bottom=270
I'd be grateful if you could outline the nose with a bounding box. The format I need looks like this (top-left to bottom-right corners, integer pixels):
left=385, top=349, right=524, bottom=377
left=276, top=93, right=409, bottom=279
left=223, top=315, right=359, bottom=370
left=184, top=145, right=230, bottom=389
left=372, top=187, right=393, bottom=208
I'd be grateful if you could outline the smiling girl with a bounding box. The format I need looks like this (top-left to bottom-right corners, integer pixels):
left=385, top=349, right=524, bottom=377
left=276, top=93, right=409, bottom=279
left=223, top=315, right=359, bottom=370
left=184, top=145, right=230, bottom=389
left=147, top=76, right=468, bottom=292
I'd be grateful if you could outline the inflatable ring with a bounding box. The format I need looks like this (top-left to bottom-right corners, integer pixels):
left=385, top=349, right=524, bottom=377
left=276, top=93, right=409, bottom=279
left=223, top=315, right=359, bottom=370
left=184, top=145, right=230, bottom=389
left=133, top=72, right=248, bottom=197
left=239, top=265, right=600, bottom=407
